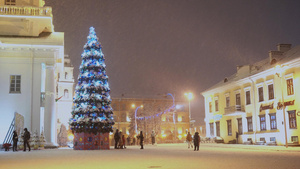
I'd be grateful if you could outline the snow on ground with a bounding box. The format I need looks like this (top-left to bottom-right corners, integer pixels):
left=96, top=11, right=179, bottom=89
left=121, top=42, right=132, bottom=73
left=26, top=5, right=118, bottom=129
left=1, top=143, right=300, bottom=169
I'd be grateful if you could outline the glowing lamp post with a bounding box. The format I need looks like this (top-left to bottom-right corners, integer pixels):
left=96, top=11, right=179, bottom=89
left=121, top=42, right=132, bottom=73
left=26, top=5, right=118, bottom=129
left=135, top=105, right=143, bottom=135
left=275, top=65, right=288, bottom=148
left=184, top=92, right=193, bottom=129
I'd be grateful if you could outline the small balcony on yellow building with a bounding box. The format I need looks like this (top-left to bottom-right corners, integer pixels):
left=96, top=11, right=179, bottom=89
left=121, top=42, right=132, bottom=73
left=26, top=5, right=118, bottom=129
left=224, top=105, right=245, bottom=116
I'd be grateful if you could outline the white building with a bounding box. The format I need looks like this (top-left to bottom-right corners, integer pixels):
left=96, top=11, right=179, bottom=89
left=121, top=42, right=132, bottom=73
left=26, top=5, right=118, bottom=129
left=202, top=44, right=300, bottom=146
left=0, top=0, right=74, bottom=146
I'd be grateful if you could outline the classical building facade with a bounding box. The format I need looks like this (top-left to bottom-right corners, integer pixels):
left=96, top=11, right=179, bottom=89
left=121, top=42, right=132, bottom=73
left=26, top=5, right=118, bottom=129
left=202, top=44, right=300, bottom=145
left=0, top=0, right=73, bottom=146
left=110, top=97, right=190, bottom=143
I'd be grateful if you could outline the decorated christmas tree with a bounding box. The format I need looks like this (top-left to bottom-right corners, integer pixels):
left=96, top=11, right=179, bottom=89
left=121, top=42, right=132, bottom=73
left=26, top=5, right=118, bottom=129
left=69, top=27, right=114, bottom=150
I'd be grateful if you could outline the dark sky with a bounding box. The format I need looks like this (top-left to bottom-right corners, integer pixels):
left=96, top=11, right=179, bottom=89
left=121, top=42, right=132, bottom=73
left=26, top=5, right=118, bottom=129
left=46, top=0, right=300, bottom=125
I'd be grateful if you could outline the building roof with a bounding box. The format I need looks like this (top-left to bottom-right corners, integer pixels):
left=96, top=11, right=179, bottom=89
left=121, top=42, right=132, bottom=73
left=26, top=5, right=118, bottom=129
left=202, top=44, right=300, bottom=95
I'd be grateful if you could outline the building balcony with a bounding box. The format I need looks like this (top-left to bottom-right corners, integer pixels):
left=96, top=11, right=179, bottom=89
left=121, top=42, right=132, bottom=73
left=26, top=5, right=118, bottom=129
left=224, top=105, right=245, bottom=116
left=0, top=5, right=52, bottom=17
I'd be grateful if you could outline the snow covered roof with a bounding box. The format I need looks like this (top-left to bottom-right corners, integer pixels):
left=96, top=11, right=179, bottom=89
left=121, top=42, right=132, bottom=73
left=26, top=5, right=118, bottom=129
left=202, top=44, right=300, bottom=95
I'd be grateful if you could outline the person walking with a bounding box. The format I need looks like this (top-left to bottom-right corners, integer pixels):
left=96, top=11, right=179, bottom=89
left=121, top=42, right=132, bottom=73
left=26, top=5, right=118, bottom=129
left=12, top=130, right=18, bottom=152
left=139, top=131, right=144, bottom=149
left=23, top=128, right=31, bottom=152
left=193, top=132, right=200, bottom=151
left=122, top=135, right=126, bottom=149
left=114, top=129, right=120, bottom=149
left=186, top=132, right=193, bottom=148
left=151, top=131, right=156, bottom=145
left=119, top=131, right=123, bottom=149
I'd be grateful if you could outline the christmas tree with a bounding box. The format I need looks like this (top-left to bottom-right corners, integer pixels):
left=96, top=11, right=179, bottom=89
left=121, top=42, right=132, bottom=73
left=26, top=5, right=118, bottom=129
left=69, top=27, right=114, bottom=149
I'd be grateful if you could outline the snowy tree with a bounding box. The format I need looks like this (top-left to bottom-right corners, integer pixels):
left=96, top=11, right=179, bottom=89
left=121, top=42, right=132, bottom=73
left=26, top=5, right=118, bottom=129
left=69, top=27, right=114, bottom=135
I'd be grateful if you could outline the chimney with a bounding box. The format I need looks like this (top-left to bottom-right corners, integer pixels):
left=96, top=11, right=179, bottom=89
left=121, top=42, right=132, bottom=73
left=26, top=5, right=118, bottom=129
left=277, top=44, right=292, bottom=52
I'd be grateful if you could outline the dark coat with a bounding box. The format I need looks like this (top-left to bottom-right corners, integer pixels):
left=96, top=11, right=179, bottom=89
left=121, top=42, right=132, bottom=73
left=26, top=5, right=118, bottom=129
left=193, top=133, right=200, bottom=145
left=23, top=131, right=30, bottom=142
left=114, top=131, right=120, bottom=141
left=13, top=132, right=18, bottom=142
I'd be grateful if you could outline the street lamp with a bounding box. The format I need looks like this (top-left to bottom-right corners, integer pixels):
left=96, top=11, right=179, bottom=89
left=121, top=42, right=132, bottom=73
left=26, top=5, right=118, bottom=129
left=184, top=92, right=193, bottom=130
left=135, top=105, right=143, bottom=135
left=275, top=65, right=288, bottom=148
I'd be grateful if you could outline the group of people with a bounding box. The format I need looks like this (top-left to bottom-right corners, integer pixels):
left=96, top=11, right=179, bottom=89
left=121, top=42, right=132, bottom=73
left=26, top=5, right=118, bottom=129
left=186, top=131, right=201, bottom=151
left=11, top=128, right=31, bottom=152
left=114, top=129, right=144, bottom=149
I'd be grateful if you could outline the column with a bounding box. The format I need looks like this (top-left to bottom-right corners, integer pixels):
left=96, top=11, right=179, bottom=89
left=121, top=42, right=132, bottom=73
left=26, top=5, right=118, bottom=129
left=44, top=65, right=57, bottom=146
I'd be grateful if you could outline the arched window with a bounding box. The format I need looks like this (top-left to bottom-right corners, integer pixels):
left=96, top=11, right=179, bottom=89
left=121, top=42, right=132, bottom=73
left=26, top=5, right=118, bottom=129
left=64, top=89, right=69, bottom=98
left=65, top=72, right=68, bottom=79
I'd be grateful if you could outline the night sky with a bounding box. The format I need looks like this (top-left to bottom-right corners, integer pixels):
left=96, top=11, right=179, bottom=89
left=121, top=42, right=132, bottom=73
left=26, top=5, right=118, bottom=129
left=46, top=0, right=300, bottom=125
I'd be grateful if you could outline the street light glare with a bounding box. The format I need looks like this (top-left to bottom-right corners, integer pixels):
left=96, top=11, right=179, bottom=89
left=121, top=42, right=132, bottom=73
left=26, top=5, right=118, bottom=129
left=184, top=92, right=193, bottom=100
left=131, top=104, right=135, bottom=108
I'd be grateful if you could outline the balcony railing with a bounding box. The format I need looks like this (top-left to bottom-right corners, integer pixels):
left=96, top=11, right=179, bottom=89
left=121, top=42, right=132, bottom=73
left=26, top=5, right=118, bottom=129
left=224, top=105, right=245, bottom=116
left=0, top=5, right=52, bottom=17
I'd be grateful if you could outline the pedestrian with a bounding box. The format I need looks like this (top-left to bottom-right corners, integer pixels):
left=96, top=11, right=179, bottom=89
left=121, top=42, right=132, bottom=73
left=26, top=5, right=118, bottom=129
left=119, top=131, right=123, bottom=149
left=139, top=131, right=144, bottom=149
left=122, top=135, right=126, bottom=149
left=127, top=135, right=131, bottom=146
left=23, top=128, right=31, bottom=152
left=193, top=132, right=200, bottom=151
left=13, top=130, right=18, bottom=152
left=151, top=131, right=156, bottom=145
left=186, top=132, right=193, bottom=148
left=114, top=129, right=120, bottom=149
left=236, top=132, right=239, bottom=144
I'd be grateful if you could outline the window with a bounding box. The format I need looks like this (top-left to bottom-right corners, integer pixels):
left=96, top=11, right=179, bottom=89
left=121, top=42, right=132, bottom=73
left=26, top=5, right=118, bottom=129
left=260, top=137, right=265, bottom=142
left=259, top=115, right=266, bottom=131
left=64, top=89, right=69, bottom=98
left=269, top=113, right=277, bottom=130
left=5, top=0, right=16, bottom=5
left=236, top=93, right=241, bottom=105
left=209, top=123, right=214, bottom=136
left=65, top=72, right=68, bottom=79
left=258, top=87, right=264, bottom=102
left=246, top=91, right=251, bottom=105
left=291, top=136, right=298, bottom=143
left=227, top=120, right=232, bottom=136
left=286, top=78, right=294, bottom=95
left=209, top=102, right=212, bottom=113
left=247, top=117, right=253, bottom=132
left=288, top=110, right=297, bottom=129
left=9, top=75, right=21, bottom=93
left=216, top=121, right=220, bottom=137
left=268, top=84, right=274, bottom=100
left=237, top=118, right=243, bottom=135
left=270, top=137, right=276, bottom=142
left=226, top=96, right=230, bottom=107
left=215, top=100, right=219, bottom=112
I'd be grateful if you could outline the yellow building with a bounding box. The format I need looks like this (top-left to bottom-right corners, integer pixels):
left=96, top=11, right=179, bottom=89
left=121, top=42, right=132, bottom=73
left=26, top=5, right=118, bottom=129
left=202, top=44, right=300, bottom=146
left=110, top=97, right=190, bottom=144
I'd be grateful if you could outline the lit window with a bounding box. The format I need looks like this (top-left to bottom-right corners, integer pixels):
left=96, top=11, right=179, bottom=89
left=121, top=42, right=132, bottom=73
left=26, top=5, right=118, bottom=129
left=258, top=87, right=264, bottom=102
left=227, top=120, right=232, bottom=136
left=246, top=91, right=251, bottom=105
left=226, top=96, right=230, bottom=107
left=286, top=78, right=294, bottom=96
left=5, top=0, right=16, bottom=5
left=9, top=75, right=21, bottom=93
left=259, top=115, right=266, bottom=131
left=268, top=84, right=274, bottom=100
left=269, top=113, right=277, bottom=130
left=215, top=100, right=219, bottom=112
left=209, top=102, right=212, bottom=113
left=288, top=110, right=297, bottom=129
left=236, top=93, right=241, bottom=105
left=247, top=117, right=253, bottom=132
